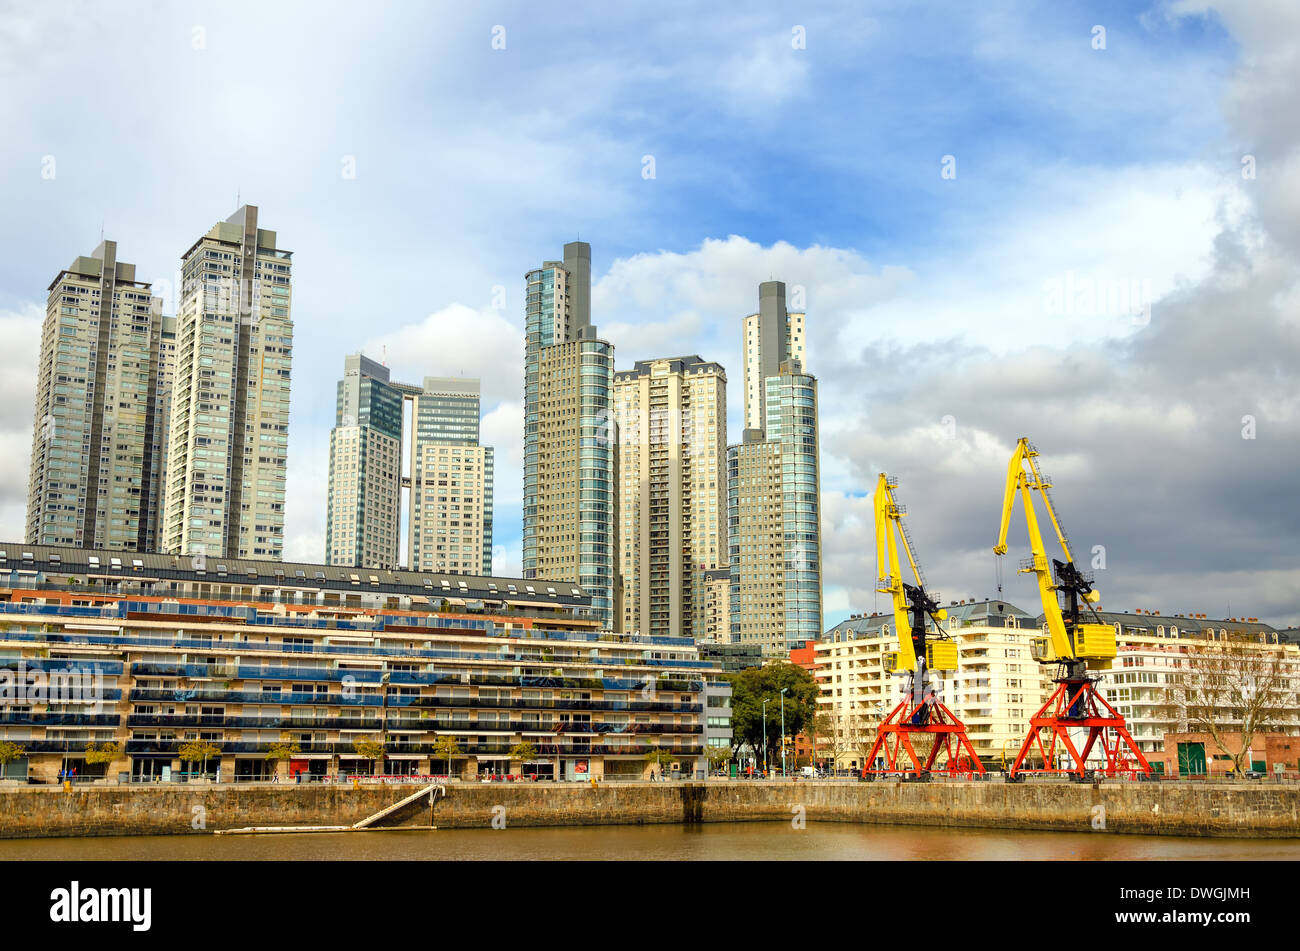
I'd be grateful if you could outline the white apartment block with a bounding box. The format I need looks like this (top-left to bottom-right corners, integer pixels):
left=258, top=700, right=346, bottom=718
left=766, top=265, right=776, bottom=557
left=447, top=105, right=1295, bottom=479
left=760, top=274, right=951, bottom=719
left=410, top=443, right=493, bottom=576
left=814, top=601, right=1051, bottom=770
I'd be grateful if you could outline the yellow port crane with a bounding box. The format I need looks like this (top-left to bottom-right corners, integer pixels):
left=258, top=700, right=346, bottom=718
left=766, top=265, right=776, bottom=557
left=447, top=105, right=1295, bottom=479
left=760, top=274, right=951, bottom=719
left=863, top=473, right=982, bottom=778
left=994, top=437, right=1150, bottom=779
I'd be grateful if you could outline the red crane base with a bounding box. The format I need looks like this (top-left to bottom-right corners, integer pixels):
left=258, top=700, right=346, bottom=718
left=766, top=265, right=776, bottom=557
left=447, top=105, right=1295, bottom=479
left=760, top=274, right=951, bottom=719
left=1007, top=679, right=1152, bottom=778
left=862, top=699, right=985, bottom=778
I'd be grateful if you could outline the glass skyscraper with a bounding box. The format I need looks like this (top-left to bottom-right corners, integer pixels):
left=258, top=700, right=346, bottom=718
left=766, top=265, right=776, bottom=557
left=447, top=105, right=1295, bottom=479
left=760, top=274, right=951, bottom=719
left=523, top=242, right=619, bottom=629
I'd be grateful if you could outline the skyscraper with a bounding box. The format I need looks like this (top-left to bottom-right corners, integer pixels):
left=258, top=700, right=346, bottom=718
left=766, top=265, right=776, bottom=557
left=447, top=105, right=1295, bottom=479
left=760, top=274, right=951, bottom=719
left=614, top=356, right=726, bottom=638
left=523, top=242, right=619, bottom=629
left=161, top=204, right=293, bottom=560
left=728, top=282, right=822, bottom=657
left=326, top=354, right=403, bottom=567
left=408, top=377, right=494, bottom=576
left=742, top=281, right=806, bottom=432
left=26, top=240, right=173, bottom=551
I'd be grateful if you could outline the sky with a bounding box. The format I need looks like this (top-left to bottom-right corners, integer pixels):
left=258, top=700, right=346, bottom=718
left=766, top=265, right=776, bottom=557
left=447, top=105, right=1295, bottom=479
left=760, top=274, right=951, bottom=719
left=1, top=0, right=1297, bottom=628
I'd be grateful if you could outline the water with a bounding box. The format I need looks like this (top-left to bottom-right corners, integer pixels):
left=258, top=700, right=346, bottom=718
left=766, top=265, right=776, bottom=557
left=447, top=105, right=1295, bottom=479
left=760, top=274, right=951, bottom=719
left=1, top=822, right=1296, bottom=861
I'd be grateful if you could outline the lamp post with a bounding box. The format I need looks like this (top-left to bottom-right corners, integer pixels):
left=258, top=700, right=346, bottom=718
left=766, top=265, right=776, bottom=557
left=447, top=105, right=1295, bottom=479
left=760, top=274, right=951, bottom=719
left=761, top=699, right=770, bottom=776
left=780, top=688, right=788, bottom=778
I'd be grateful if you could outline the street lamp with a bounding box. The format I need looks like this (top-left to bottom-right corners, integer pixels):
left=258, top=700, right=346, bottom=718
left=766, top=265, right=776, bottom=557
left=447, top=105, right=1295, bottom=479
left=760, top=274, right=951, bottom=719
left=761, top=698, right=770, bottom=776
left=780, top=688, right=788, bottom=778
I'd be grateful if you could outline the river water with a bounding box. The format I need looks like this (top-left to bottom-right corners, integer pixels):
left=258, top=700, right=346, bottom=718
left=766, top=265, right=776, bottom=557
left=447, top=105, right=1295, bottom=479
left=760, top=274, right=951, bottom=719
left=1, top=822, right=1296, bottom=860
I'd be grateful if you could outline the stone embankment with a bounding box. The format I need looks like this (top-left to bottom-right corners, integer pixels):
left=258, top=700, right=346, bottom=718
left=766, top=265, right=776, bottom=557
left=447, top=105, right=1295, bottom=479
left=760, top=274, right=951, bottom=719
left=1, top=779, right=1296, bottom=839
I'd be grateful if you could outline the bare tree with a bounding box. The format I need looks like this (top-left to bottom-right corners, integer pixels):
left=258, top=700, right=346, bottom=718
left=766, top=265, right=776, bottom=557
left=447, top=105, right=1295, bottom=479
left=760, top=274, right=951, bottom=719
left=1164, top=638, right=1294, bottom=777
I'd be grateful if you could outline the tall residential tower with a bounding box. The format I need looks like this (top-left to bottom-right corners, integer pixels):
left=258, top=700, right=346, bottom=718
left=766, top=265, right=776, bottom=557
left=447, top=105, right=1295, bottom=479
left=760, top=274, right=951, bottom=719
left=523, top=242, right=619, bottom=629
left=325, top=354, right=403, bottom=567
left=26, top=240, right=174, bottom=551
left=408, top=377, right=494, bottom=576
left=614, top=356, right=726, bottom=638
left=728, top=282, right=822, bottom=656
left=161, top=205, right=293, bottom=560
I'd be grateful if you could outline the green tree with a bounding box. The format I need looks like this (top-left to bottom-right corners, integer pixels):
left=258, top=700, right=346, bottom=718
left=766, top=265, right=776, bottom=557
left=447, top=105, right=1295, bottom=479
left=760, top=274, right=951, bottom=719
left=265, top=739, right=300, bottom=762
left=0, top=741, right=26, bottom=777
left=353, top=736, right=386, bottom=773
left=644, top=745, right=676, bottom=776
left=509, top=741, right=538, bottom=763
left=725, top=662, right=819, bottom=771
left=83, top=741, right=121, bottom=765
left=178, top=739, right=222, bottom=776
left=433, top=735, right=461, bottom=778
left=706, top=747, right=732, bottom=772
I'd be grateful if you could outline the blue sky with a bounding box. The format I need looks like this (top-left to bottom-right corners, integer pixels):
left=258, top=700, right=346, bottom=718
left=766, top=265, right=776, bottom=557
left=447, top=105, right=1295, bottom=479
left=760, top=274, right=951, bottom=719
left=4, top=0, right=1298, bottom=627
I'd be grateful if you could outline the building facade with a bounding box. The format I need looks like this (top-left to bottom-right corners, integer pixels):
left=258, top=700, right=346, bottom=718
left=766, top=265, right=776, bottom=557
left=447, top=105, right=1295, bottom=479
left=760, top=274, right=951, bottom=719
left=1054, top=609, right=1300, bottom=767
left=814, top=601, right=1300, bottom=771
left=613, top=356, right=726, bottom=639
left=408, top=378, right=494, bottom=577
left=742, top=281, right=806, bottom=433
left=728, top=360, right=822, bottom=656
left=814, top=601, right=1050, bottom=770
left=161, top=205, right=292, bottom=561
left=326, top=355, right=403, bottom=568
left=701, top=568, right=731, bottom=643
left=27, top=241, right=174, bottom=553
left=0, top=544, right=726, bottom=783
left=523, top=243, right=618, bottom=629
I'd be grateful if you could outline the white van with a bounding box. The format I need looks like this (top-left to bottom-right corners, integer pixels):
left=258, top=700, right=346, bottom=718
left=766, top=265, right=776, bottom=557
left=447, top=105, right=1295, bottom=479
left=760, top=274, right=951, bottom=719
left=800, top=766, right=818, bottom=778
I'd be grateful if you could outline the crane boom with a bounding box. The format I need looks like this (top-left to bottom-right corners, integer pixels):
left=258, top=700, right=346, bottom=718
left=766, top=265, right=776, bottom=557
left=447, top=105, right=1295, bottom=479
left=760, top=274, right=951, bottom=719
left=875, top=473, right=952, bottom=674
left=993, top=437, right=1150, bottom=778
left=994, top=438, right=1112, bottom=668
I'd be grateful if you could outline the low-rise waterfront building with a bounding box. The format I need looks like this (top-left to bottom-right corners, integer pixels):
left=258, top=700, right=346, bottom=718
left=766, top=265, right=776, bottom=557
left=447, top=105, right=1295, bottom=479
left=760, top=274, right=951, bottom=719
left=814, top=601, right=1300, bottom=772
left=0, top=544, right=726, bottom=784
left=815, top=601, right=1050, bottom=770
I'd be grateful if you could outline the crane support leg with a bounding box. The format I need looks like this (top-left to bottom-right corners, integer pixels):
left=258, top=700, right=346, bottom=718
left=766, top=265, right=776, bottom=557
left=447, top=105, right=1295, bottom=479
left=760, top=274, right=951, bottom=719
left=863, top=699, right=985, bottom=779
left=1007, top=679, right=1151, bottom=779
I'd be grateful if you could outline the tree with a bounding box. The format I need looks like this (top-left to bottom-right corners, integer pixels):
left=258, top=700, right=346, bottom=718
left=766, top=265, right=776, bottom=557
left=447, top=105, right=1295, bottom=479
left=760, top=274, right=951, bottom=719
left=353, top=736, right=386, bottom=773
left=1163, top=638, right=1294, bottom=777
left=706, top=747, right=732, bottom=772
left=0, top=741, right=26, bottom=776
left=644, top=745, right=676, bottom=775
left=83, top=741, right=121, bottom=765
left=178, top=739, right=222, bottom=775
left=433, top=735, right=461, bottom=778
left=265, top=740, right=300, bottom=762
left=725, top=662, right=819, bottom=771
left=509, top=741, right=538, bottom=764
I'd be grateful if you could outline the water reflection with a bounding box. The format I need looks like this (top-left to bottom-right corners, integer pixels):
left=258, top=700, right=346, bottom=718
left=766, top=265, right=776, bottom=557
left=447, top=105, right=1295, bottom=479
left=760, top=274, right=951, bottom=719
left=0, top=822, right=1295, bottom=861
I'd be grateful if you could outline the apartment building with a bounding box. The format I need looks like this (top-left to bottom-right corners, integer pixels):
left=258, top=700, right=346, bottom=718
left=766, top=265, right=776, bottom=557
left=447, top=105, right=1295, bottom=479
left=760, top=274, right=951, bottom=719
left=742, top=281, right=806, bottom=432
left=161, top=204, right=292, bottom=561
left=326, top=354, right=403, bottom=568
left=815, top=599, right=1300, bottom=772
left=613, top=356, right=726, bottom=639
left=814, top=600, right=1048, bottom=770
left=523, top=243, right=618, bottom=629
left=0, top=544, right=726, bottom=783
left=701, top=568, right=731, bottom=643
left=1047, top=609, right=1300, bottom=769
left=728, top=359, right=822, bottom=657
left=408, top=377, right=494, bottom=577
left=27, top=240, right=174, bottom=552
